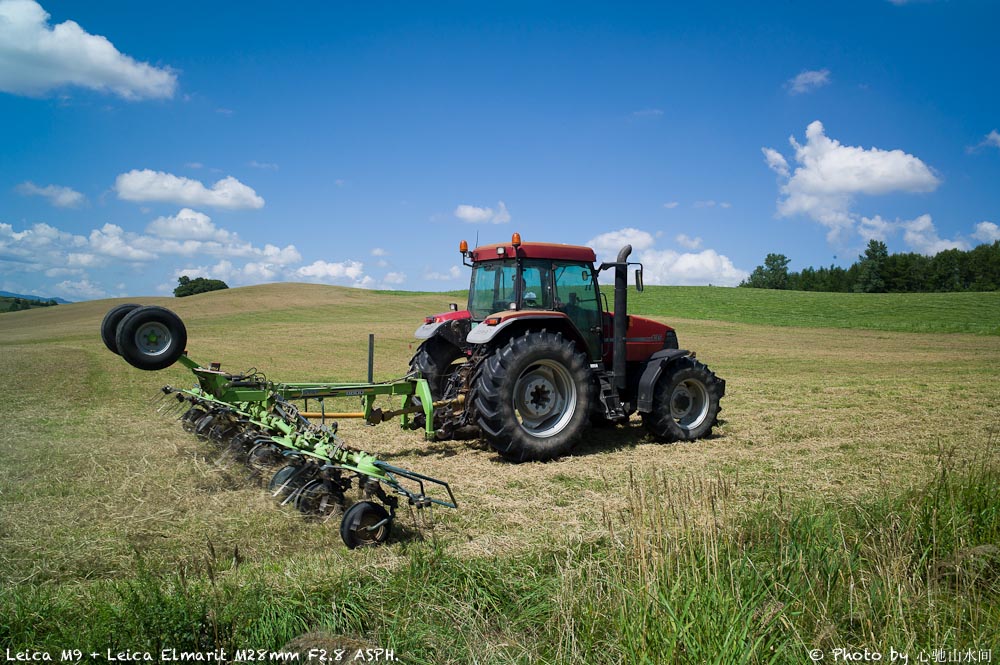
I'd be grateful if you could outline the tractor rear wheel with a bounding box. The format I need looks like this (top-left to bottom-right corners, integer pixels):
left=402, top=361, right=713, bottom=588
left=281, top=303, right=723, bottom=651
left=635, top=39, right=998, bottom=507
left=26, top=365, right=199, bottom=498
left=474, top=331, right=593, bottom=462
left=642, top=357, right=723, bottom=442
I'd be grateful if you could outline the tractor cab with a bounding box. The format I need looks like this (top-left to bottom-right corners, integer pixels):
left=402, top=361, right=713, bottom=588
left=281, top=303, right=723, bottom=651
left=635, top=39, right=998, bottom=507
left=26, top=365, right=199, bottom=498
left=464, top=237, right=604, bottom=359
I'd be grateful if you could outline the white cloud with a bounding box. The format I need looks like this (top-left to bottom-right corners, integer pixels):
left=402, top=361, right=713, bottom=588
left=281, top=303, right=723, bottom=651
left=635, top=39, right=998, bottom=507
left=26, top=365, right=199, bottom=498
left=54, top=278, right=105, bottom=299
left=588, top=227, right=746, bottom=286
left=972, top=221, right=1000, bottom=243
left=16, top=181, right=86, bottom=207
left=146, top=208, right=234, bottom=242
left=371, top=247, right=387, bottom=256
left=587, top=228, right=656, bottom=259
left=641, top=249, right=748, bottom=286
left=858, top=214, right=972, bottom=254
left=0, top=0, right=177, bottom=100
left=115, top=169, right=265, bottom=210
left=968, top=130, right=1000, bottom=153
left=858, top=215, right=896, bottom=243
left=762, top=148, right=790, bottom=177
left=675, top=234, right=703, bottom=250
left=424, top=265, right=462, bottom=281
left=454, top=201, right=510, bottom=224
left=764, top=120, right=940, bottom=243
left=383, top=271, right=406, bottom=285
left=248, top=160, right=278, bottom=170
left=786, top=69, right=831, bottom=95
left=693, top=200, right=716, bottom=208
left=295, top=260, right=365, bottom=281
left=662, top=201, right=679, bottom=209
left=902, top=214, right=968, bottom=255
left=185, top=162, right=204, bottom=169
left=88, top=223, right=157, bottom=261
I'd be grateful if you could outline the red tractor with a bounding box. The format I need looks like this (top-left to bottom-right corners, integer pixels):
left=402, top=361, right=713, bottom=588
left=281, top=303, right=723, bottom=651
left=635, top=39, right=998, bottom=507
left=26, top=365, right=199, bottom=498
left=410, top=233, right=725, bottom=462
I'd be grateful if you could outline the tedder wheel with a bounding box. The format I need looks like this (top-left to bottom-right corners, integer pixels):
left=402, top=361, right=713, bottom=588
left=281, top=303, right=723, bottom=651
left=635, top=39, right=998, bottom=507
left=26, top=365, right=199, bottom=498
left=115, top=306, right=187, bottom=371
left=641, top=357, right=724, bottom=442
left=340, top=501, right=392, bottom=549
left=181, top=407, right=208, bottom=433
left=294, top=479, right=344, bottom=519
left=100, top=303, right=141, bottom=355
left=473, top=331, right=593, bottom=463
left=268, top=464, right=311, bottom=500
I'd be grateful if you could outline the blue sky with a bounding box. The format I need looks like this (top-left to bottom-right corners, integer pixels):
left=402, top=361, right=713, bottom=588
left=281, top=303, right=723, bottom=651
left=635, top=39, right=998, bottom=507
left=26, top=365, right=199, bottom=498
left=1, top=0, right=999, bottom=300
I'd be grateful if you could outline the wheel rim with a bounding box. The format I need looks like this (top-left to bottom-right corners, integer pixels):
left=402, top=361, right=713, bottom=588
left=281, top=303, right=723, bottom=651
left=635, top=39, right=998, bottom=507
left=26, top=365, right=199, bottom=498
left=134, top=321, right=172, bottom=356
left=512, top=359, right=577, bottom=438
left=352, top=510, right=389, bottom=545
left=670, top=379, right=710, bottom=431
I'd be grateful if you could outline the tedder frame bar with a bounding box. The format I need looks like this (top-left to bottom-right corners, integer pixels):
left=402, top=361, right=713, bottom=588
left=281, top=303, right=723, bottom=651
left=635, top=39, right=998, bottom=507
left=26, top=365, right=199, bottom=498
left=175, top=354, right=439, bottom=439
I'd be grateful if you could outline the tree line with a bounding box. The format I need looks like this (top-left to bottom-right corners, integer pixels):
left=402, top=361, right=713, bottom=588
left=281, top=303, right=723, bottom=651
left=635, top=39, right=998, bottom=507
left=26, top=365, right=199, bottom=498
left=741, top=240, right=1000, bottom=293
left=2, top=297, right=59, bottom=313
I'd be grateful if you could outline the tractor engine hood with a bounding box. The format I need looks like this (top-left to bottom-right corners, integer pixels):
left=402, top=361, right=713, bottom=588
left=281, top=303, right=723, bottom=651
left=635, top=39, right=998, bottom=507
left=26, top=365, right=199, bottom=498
left=414, top=309, right=472, bottom=339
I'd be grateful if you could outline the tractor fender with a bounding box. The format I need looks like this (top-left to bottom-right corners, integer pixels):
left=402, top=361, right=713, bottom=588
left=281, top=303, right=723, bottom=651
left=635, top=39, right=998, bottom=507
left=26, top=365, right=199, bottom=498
left=467, top=311, right=588, bottom=350
left=414, top=321, right=444, bottom=340
left=414, top=316, right=473, bottom=347
left=636, top=348, right=692, bottom=413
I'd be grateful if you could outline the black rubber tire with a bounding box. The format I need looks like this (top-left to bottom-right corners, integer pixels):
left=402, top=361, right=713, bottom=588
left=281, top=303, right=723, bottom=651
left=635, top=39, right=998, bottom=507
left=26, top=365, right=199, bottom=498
left=181, top=406, right=208, bottom=433
left=294, top=479, right=344, bottom=518
left=268, top=464, right=311, bottom=500
left=340, top=501, right=392, bottom=549
left=115, top=306, right=187, bottom=371
left=410, top=338, right=465, bottom=399
left=641, top=357, right=724, bottom=442
left=100, top=303, right=141, bottom=355
left=473, top=331, right=594, bottom=462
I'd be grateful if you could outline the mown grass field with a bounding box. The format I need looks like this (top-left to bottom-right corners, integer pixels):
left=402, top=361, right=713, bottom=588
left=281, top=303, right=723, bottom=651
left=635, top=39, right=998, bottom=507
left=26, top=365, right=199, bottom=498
left=1, top=283, right=999, bottom=663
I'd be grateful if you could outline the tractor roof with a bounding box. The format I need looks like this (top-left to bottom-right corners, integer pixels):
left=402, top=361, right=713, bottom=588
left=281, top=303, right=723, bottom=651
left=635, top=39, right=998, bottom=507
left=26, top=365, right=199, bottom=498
left=471, top=241, right=596, bottom=263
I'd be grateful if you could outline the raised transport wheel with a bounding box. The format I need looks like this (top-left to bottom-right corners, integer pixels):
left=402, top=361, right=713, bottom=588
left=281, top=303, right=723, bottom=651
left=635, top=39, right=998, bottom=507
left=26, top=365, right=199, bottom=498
left=101, top=303, right=141, bottom=355
left=115, top=306, right=187, bottom=371
left=340, top=501, right=392, bottom=549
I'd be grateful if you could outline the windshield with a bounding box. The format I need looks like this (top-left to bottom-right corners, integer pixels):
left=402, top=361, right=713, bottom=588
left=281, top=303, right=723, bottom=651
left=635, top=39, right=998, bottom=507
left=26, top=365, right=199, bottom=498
left=468, top=260, right=516, bottom=319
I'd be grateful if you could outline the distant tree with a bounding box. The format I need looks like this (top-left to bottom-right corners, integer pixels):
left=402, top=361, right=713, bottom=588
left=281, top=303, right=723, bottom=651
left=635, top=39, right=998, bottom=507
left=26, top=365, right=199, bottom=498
left=741, top=253, right=791, bottom=289
left=854, top=240, right=889, bottom=293
left=174, top=275, right=229, bottom=297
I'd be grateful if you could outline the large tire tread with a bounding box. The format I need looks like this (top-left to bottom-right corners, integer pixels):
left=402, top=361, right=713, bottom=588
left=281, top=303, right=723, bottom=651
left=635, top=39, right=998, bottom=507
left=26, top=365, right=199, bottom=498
left=473, top=330, right=593, bottom=463
left=641, top=357, right=723, bottom=442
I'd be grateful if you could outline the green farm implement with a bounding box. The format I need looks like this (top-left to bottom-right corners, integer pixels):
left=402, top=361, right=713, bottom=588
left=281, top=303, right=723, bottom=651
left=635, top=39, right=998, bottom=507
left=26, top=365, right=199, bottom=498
left=101, top=303, right=457, bottom=549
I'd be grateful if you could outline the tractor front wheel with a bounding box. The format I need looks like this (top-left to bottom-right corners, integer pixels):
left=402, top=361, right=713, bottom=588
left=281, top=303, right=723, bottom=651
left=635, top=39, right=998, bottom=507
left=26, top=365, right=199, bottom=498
left=641, top=357, right=723, bottom=442
left=474, top=331, right=593, bottom=462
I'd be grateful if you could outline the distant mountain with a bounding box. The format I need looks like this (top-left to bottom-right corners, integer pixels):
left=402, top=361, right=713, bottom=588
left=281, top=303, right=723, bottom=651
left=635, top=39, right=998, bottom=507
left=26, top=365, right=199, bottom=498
left=0, top=291, right=72, bottom=304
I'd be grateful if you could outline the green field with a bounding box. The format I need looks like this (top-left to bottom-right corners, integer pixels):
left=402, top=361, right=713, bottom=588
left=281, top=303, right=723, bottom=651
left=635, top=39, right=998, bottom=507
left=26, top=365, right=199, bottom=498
left=1, top=284, right=999, bottom=663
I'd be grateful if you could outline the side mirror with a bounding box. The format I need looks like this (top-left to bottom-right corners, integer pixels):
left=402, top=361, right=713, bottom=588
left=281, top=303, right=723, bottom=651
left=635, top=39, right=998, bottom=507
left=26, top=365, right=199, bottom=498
left=635, top=267, right=644, bottom=293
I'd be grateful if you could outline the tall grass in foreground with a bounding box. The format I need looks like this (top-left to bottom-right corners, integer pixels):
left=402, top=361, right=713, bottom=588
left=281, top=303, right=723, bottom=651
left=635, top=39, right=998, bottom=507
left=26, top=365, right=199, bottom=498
left=3, top=442, right=999, bottom=663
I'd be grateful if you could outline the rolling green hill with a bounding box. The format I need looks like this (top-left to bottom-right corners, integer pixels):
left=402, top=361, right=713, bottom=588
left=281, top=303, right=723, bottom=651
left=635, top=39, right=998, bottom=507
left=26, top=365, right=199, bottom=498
left=1, top=283, right=998, bottom=661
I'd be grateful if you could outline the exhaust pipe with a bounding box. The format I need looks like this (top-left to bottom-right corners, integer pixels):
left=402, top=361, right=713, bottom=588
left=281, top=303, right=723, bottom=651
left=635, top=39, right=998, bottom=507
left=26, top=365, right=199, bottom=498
left=613, top=245, right=631, bottom=392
